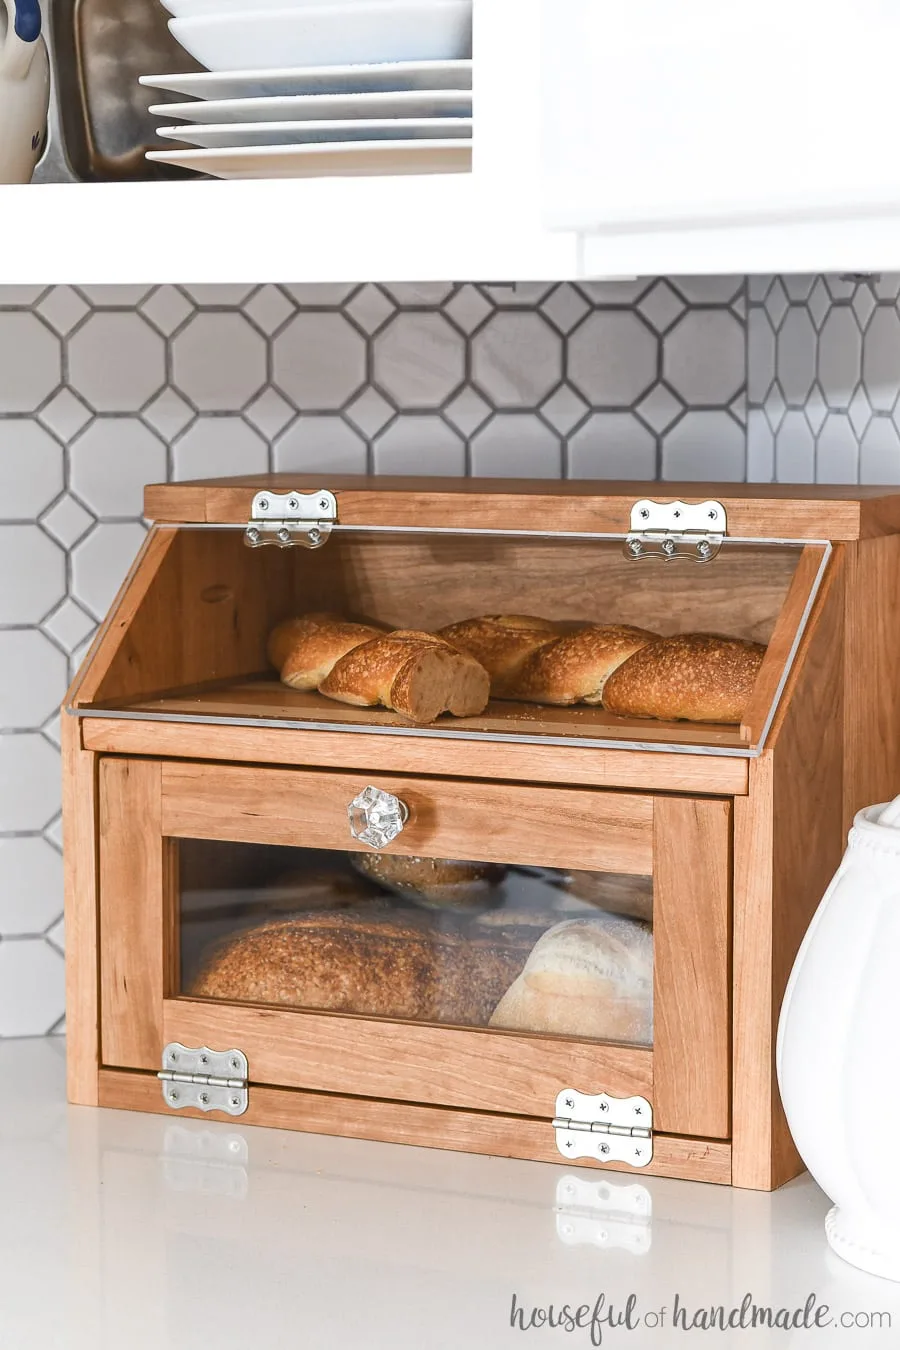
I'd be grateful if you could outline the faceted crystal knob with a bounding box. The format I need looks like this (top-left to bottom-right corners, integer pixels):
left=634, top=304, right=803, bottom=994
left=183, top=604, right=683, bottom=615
left=348, top=785, right=409, bottom=849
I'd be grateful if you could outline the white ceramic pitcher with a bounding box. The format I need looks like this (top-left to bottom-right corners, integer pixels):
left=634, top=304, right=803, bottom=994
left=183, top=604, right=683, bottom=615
left=0, top=0, right=50, bottom=184
left=777, top=795, right=900, bottom=1281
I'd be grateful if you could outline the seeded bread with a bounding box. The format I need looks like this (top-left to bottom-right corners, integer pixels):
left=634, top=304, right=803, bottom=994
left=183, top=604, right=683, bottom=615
left=602, top=632, right=766, bottom=724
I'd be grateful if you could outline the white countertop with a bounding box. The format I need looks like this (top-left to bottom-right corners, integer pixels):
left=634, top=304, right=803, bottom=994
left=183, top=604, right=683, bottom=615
left=1, top=1037, right=898, bottom=1349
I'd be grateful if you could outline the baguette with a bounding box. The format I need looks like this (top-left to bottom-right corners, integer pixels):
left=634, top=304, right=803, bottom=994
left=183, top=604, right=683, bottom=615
left=510, top=624, right=657, bottom=705
left=319, top=629, right=489, bottom=724
left=436, top=615, right=561, bottom=697
left=268, top=612, right=385, bottom=690
left=602, top=632, right=766, bottom=724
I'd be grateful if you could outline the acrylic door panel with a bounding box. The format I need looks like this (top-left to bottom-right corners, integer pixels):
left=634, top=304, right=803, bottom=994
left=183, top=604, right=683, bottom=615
left=98, top=757, right=731, bottom=1139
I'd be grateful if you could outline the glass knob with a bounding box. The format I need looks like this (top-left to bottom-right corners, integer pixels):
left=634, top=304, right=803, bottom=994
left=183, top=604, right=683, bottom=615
left=348, top=785, right=409, bottom=849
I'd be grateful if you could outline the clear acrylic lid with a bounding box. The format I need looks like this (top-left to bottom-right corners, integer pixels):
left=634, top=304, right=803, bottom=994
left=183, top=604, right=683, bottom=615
left=67, top=519, right=831, bottom=758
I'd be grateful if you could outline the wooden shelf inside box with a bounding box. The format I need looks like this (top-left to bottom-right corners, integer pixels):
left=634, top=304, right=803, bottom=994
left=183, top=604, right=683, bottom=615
left=99, top=675, right=747, bottom=749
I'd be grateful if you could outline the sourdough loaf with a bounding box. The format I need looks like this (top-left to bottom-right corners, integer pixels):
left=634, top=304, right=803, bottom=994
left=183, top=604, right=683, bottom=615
left=436, top=615, right=562, bottom=696
left=350, top=853, right=506, bottom=910
left=602, top=632, right=766, bottom=724
left=191, top=908, right=533, bottom=1027
left=319, top=629, right=490, bottom=724
left=268, top=612, right=385, bottom=691
left=488, top=913, right=653, bottom=1044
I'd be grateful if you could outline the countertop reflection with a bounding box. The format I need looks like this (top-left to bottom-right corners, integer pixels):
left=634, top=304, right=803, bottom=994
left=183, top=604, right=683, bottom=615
left=0, top=1037, right=896, bottom=1348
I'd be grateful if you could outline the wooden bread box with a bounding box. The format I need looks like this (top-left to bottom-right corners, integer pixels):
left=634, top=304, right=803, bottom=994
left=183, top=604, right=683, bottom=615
left=63, top=476, right=900, bottom=1190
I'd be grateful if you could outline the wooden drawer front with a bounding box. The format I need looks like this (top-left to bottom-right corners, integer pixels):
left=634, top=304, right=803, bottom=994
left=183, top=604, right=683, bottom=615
left=99, top=757, right=730, bottom=1140
left=161, top=762, right=654, bottom=875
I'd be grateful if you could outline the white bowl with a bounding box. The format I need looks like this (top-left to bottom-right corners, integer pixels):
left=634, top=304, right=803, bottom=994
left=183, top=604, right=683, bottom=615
left=169, top=2, right=473, bottom=72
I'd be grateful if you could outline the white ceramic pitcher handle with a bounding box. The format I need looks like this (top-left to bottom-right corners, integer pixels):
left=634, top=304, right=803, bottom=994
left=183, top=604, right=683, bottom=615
left=0, top=0, right=40, bottom=80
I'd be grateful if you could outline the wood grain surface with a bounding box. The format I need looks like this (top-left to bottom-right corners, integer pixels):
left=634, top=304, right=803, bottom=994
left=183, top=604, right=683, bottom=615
left=143, top=475, right=900, bottom=540
left=161, top=761, right=656, bottom=874
left=99, top=1068, right=732, bottom=1184
left=80, top=716, right=750, bottom=794
left=62, top=715, right=100, bottom=1105
left=163, top=998, right=653, bottom=1118
left=653, top=797, right=732, bottom=1139
left=732, top=548, right=845, bottom=1190
left=98, top=759, right=165, bottom=1072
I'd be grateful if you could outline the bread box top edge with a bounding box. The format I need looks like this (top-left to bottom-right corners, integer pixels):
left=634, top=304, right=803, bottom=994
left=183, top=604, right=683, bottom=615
left=142, top=475, right=900, bottom=541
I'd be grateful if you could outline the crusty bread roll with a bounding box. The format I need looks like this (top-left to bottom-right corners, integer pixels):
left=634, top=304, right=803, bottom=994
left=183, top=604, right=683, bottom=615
left=268, top=612, right=385, bottom=691
left=602, top=632, right=766, bottom=724
left=510, top=624, right=657, bottom=705
left=191, top=909, right=534, bottom=1027
left=267, top=612, right=342, bottom=671
left=436, top=615, right=562, bottom=697
left=350, top=852, right=506, bottom=910
left=319, top=630, right=490, bottom=724
left=488, top=914, right=653, bottom=1044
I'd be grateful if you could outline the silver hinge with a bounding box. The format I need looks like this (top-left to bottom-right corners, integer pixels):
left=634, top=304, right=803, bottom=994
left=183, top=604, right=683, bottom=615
left=625, top=498, right=726, bottom=563
left=553, top=1089, right=653, bottom=1167
left=158, top=1043, right=248, bottom=1116
left=244, top=488, right=337, bottom=549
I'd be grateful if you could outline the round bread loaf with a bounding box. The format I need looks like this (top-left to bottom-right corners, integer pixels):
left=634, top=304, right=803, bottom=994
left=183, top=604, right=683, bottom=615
left=560, top=871, right=654, bottom=923
left=436, top=615, right=562, bottom=697
left=511, top=624, right=657, bottom=705
left=602, top=632, right=767, bottom=724
left=350, top=853, right=506, bottom=910
left=190, top=909, right=532, bottom=1027
left=488, top=914, right=653, bottom=1044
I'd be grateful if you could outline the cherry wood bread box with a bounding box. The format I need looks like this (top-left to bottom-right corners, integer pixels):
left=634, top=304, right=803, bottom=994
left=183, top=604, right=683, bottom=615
left=63, top=476, right=900, bottom=1190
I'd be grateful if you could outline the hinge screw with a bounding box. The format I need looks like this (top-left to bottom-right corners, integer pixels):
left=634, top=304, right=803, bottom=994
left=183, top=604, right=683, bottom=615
left=198, top=1092, right=210, bottom=1106
left=258, top=498, right=269, bottom=512
left=628, top=538, right=642, bottom=556
left=288, top=497, right=299, bottom=510
left=230, top=1096, right=241, bottom=1108
left=708, top=508, right=718, bottom=520
left=662, top=538, right=676, bottom=556
left=697, top=540, right=711, bottom=558
left=230, top=1059, right=240, bottom=1071
left=247, top=527, right=260, bottom=546
left=277, top=527, right=291, bottom=544
left=200, top=1054, right=209, bottom=1065
left=308, top=527, right=321, bottom=546
left=168, top=1089, right=179, bottom=1102
left=319, top=498, right=330, bottom=511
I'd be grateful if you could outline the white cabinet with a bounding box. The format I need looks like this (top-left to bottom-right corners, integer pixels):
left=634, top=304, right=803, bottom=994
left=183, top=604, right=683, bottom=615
left=6, top=0, right=900, bottom=283
left=543, top=0, right=900, bottom=275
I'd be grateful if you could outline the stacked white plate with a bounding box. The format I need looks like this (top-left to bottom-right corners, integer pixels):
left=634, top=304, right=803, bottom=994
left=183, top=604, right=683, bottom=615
left=142, top=0, right=473, bottom=179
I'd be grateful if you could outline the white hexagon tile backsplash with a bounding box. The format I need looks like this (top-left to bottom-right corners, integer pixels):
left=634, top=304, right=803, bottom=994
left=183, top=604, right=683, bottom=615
left=0, top=274, right=898, bottom=1037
